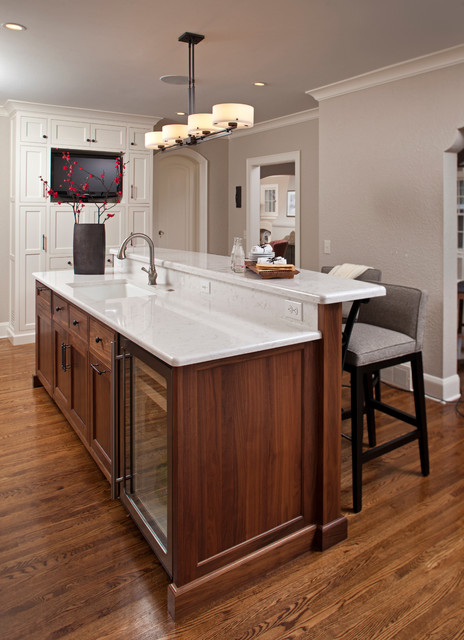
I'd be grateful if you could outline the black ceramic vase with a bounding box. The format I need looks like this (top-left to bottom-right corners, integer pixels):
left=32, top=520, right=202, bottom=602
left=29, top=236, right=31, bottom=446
left=73, top=223, right=106, bottom=275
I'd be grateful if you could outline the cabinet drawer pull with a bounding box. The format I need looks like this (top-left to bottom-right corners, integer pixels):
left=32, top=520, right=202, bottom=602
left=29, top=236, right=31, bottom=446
left=95, top=336, right=102, bottom=343
left=72, top=319, right=79, bottom=326
left=55, top=306, right=63, bottom=312
left=91, top=362, right=109, bottom=375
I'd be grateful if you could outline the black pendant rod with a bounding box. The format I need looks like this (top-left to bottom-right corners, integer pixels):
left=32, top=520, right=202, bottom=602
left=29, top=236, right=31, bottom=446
left=178, top=32, right=205, bottom=116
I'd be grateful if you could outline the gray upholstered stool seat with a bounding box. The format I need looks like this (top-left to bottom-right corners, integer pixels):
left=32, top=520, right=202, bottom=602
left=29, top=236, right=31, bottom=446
left=343, top=282, right=429, bottom=512
left=344, top=323, right=416, bottom=366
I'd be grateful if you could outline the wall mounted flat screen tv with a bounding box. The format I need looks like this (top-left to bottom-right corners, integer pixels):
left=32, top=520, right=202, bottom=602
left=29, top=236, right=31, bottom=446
left=50, top=149, right=123, bottom=203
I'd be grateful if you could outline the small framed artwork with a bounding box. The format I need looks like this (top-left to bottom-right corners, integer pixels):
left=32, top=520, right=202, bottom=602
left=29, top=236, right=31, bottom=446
left=287, top=190, right=295, bottom=217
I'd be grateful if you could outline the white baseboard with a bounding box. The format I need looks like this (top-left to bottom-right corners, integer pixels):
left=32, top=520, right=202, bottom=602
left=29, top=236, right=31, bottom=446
left=381, top=363, right=461, bottom=402
left=6, top=326, right=35, bottom=345
left=0, top=322, right=8, bottom=339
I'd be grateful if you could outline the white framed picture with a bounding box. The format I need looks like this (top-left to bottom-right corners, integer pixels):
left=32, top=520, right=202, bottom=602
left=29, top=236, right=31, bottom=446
left=287, top=190, right=295, bottom=217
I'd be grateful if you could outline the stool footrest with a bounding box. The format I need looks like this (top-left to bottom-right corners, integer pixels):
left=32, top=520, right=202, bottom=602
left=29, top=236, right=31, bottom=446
left=361, top=430, right=418, bottom=462
left=368, top=399, right=419, bottom=428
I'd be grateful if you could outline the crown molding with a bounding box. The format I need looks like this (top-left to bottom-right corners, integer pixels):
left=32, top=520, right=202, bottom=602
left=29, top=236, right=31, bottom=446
left=307, top=43, right=464, bottom=102
left=232, top=108, right=319, bottom=139
left=2, top=100, right=161, bottom=126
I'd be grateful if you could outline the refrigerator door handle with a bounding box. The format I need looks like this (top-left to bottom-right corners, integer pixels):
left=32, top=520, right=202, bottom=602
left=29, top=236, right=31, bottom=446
left=111, top=343, right=131, bottom=499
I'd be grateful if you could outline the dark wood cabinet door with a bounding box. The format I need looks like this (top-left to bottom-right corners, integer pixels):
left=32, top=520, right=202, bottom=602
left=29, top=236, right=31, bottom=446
left=36, top=304, right=53, bottom=395
left=68, top=339, right=89, bottom=444
left=89, top=353, right=112, bottom=479
left=53, top=323, right=70, bottom=413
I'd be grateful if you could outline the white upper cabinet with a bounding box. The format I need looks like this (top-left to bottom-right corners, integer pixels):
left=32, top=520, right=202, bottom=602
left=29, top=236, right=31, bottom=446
left=128, top=153, right=151, bottom=203
left=20, top=116, right=49, bottom=144
left=51, top=120, right=91, bottom=147
left=20, top=146, right=48, bottom=202
left=51, top=120, right=126, bottom=150
left=91, top=123, right=126, bottom=150
left=129, top=127, right=148, bottom=150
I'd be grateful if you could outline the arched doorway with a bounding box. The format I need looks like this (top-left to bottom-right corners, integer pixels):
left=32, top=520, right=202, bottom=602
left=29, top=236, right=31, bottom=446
left=153, top=148, right=208, bottom=252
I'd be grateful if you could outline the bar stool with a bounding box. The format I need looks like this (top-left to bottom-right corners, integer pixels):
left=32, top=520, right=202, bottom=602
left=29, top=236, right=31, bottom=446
left=343, top=283, right=429, bottom=512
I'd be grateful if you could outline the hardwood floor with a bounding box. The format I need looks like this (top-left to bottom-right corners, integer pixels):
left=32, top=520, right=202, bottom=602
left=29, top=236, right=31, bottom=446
left=2, top=338, right=464, bottom=639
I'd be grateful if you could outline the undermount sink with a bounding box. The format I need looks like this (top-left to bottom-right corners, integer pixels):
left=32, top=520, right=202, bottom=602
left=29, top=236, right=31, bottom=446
left=68, top=280, right=159, bottom=301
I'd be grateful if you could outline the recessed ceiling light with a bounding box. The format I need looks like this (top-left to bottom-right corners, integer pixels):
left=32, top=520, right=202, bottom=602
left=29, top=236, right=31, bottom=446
left=2, top=23, right=27, bottom=31
left=253, top=82, right=266, bottom=87
left=176, top=112, right=186, bottom=116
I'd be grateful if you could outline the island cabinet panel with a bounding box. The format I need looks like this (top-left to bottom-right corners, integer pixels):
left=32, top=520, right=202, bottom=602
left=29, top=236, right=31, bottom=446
left=35, top=283, right=114, bottom=479
left=35, top=286, right=53, bottom=394
left=89, top=319, right=116, bottom=479
left=169, top=340, right=332, bottom=616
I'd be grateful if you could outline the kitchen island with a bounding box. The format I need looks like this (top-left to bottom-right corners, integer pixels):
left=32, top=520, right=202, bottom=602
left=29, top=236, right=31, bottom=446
left=34, top=249, right=384, bottom=619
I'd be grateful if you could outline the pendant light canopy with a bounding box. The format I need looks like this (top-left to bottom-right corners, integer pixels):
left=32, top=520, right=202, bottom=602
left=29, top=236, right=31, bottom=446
left=145, top=32, right=254, bottom=151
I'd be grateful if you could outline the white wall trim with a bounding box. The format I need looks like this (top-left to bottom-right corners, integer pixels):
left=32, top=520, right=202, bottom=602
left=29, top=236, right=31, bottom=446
left=0, top=322, right=9, bottom=339
left=3, top=100, right=161, bottom=127
left=381, top=362, right=460, bottom=402
left=233, top=109, right=319, bottom=139
left=307, top=43, right=464, bottom=102
left=6, top=326, right=35, bottom=345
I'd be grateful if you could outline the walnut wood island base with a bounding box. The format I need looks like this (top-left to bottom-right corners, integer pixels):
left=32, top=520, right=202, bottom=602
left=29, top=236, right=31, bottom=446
left=33, top=251, right=384, bottom=620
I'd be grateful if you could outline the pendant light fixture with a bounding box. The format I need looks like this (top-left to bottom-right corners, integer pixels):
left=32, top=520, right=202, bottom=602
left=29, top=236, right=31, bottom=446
left=145, top=32, right=254, bottom=151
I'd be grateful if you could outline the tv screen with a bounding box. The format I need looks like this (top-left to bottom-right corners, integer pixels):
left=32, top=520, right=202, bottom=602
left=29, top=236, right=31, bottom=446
left=50, top=149, right=123, bottom=203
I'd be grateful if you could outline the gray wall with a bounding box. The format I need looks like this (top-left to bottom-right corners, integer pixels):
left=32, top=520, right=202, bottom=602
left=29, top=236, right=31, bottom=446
left=0, top=115, right=9, bottom=325
left=317, top=62, right=464, bottom=385
left=228, top=117, right=319, bottom=270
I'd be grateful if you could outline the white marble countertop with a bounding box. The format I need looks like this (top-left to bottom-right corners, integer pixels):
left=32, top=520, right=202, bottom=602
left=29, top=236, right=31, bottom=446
left=116, top=247, right=385, bottom=304
left=34, top=249, right=384, bottom=367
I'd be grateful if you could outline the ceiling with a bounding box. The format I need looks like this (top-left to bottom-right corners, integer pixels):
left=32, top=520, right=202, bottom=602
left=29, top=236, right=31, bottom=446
left=1, top=0, right=464, bottom=125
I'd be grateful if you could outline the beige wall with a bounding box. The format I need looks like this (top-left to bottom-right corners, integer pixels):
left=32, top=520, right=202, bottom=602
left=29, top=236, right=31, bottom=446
left=317, top=63, right=464, bottom=387
left=228, top=117, right=319, bottom=270
left=0, top=115, right=10, bottom=325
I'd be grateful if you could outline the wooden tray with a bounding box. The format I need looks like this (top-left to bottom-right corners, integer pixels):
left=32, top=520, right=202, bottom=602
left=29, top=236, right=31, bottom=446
left=245, top=260, right=300, bottom=279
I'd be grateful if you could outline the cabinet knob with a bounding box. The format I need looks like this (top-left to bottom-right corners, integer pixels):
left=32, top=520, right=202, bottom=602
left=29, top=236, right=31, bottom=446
left=91, top=139, right=96, bottom=143
left=86, top=138, right=91, bottom=142
left=42, top=134, right=48, bottom=139
left=72, top=319, right=79, bottom=326
left=95, top=336, right=102, bottom=343
left=67, top=261, right=72, bottom=266
left=130, top=141, right=135, bottom=145
left=55, top=306, right=63, bottom=312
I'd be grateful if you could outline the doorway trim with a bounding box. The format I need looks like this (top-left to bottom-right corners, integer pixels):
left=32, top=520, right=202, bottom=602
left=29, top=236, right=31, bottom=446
left=154, top=147, right=208, bottom=252
left=246, top=151, right=300, bottom=266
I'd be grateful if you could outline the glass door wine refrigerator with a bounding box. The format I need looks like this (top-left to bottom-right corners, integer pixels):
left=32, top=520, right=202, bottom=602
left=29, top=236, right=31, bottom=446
left=111, top=337, right=172, bottom=576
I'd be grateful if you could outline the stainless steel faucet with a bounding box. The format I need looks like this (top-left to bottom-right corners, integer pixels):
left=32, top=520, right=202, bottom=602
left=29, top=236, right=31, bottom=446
left=117, top=233, right=158, bottom=285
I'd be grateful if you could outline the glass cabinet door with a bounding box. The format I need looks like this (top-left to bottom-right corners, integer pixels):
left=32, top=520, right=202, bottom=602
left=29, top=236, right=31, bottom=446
left=117, top=339, right=172, bottom=576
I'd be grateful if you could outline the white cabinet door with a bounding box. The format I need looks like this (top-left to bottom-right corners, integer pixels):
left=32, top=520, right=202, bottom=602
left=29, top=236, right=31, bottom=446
left=19, top=205, right=46, bottom=331
left=91, top=123, right=126, bottom=150
left=20, top=146, right=48, bottom=202
left=128, top=206, right=152, bottom=246
left=129, top=127, right=148, bottom=150
left=20, top=116, right=48, bottom=144
left=51, top=119, right=91, bottom=147
left=103, top=205, right=125, bottom=249
left=128, top=153, right=151, bottom=204
left=49, top=205, right=75, bottom=256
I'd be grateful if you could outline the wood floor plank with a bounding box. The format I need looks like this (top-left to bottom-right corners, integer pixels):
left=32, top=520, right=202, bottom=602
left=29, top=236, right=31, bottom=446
left=2, top=339, right=464, bottom=639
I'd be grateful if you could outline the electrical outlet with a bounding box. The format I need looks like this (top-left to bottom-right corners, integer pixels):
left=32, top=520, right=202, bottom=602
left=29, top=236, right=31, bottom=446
left=324, top=240, right=331, bottom=254
left=200, top=281, right=211, bottom=295
left=284, top=300, right=303, bottom=321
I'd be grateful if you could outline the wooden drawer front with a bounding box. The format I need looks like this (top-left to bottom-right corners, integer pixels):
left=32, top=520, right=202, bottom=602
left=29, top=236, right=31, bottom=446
left=89, top=319, right=115, bottom=367
left=52, top=294, right=69, bottom=328
left=36, top=284, right=51, bottom=306
left=68, top=305, right=89, bottom=344
left=36, top=293, right=51, bottom=317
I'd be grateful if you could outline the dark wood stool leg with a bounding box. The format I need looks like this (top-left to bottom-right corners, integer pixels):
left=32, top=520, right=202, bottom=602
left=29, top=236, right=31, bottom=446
left=411, top=353, right=429, bottom=476
left=351, top=368, right=365, bottom=512
left=364, top=372, right=376, bottom=447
